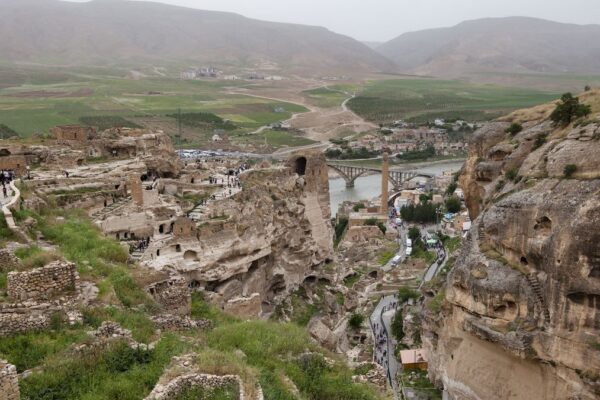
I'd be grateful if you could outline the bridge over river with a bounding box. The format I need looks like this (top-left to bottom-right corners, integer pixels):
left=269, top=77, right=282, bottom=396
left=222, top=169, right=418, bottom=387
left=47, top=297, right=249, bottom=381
left=327, top=162, right=435, bottom=189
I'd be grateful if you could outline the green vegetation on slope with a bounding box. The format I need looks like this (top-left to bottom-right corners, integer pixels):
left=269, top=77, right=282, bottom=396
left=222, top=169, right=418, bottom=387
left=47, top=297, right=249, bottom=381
left=348, top=78, right=561, bottom=123
left=0, top=193, right=385, bottom=400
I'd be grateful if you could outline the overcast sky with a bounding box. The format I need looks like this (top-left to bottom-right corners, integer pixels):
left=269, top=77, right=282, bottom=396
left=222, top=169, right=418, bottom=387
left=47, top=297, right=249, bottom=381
left=67, top=0, right=600, bottom=41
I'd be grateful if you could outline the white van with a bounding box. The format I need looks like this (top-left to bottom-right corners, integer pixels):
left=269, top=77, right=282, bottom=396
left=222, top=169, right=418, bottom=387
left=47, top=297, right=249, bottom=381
left=391, top=255, right=402, bottom=265
left=406, top=247, right=413, bottom=256
left=406, top=238, right=412, bottom=248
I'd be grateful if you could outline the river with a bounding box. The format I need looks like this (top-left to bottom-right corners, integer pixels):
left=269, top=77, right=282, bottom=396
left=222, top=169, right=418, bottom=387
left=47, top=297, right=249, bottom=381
left=329, top=160, right=465, bottom=215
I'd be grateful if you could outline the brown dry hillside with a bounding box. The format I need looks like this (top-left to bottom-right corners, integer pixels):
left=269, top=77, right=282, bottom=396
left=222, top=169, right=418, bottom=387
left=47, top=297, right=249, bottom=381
left=378, top=17, right=600, bottom=77
left=0, top=0, right=395, bottom=74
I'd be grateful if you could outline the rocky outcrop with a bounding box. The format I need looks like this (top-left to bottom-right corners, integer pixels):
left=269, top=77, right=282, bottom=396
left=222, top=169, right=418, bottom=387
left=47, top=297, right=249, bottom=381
left=424, top=104, right=600, bottom=399
left=143, top=152, right=333, bottom=318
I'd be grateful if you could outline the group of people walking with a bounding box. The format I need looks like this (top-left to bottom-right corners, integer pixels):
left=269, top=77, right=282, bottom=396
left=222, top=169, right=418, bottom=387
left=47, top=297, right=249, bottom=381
left=129, top=237, right=150, bottom=253
left=1, top=169, right=15, bottom=198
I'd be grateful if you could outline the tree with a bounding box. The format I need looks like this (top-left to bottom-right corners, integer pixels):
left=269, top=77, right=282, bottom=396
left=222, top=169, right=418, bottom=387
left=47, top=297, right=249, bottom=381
left=550, top=93, right=592, bottom=126
left=398, top=287, right=420, bottom=303
left=584, top=85, right=591, bottom=92
left=352, top=203, right=365, bottom=212
left=446, top=182, right=457, bottom=196
left=564, top=164, right=577, bottom=178
left=505, top=122, right=523, bottom=136
left=348, top=313, right=364, bottom=330
left=408, top=227, right=421, bottom=242
left=390, top=309, right=404, bottom=342
left=445, top=197, right=461, bottom=213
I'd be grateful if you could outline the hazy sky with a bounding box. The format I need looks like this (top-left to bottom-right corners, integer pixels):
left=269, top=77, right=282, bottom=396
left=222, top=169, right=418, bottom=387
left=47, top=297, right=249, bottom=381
left=66, top=0, right=600, bottom=41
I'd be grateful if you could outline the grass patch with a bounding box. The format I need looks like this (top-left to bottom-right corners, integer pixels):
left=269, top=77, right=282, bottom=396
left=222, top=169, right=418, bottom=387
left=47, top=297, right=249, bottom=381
left=172, top=383, right=240, bottom=400
left=79, top=116, right=142, bottom=130
left=20, top=334, right=187, bottom=400
left=0, top=326, right=88, bottom=372
left=207, top=320, right=380, bottom=400
left=427, top=290, right=445, bottom=313
left=378, top=250, right=396, bottom=266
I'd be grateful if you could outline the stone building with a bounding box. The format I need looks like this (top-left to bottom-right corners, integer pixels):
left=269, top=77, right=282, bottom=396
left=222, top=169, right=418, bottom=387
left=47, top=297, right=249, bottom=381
left=0, top=149, right=27, bottom=174
left=146, top=276, right=191, bottom=316
left=51, top=125, right=95, bottom=144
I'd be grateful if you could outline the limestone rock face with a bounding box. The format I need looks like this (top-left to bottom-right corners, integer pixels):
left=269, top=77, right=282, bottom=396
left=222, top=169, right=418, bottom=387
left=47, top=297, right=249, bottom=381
left=143, top=152, right=333, bottom=317
left=425, top=117, right=600, bottom=399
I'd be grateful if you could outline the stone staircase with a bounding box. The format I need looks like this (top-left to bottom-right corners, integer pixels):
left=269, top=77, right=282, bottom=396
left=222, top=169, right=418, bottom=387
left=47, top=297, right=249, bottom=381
left=92, top=196, right=131, bottom=220
left=525, top=273, right=551, bottom=324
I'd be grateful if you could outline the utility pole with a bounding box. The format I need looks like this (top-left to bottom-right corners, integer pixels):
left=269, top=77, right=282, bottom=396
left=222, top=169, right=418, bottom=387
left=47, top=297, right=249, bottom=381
left=177, top=108, right=182, bottom=146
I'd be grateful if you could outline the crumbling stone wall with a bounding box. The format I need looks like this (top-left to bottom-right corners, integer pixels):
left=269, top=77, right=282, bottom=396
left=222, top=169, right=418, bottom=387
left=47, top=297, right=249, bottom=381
left=146, top=277, right=191, bottom=315
left=0, top=303, right=57, bottom=337
left=144, top=373, right=244, bottom=400
left=150, top=314, right=212, bottom=331
left=0, top=360, right=19, bottom=400
left=7, top=261, right=79, bottom=301
left=0, top=249, right=19, bottom=272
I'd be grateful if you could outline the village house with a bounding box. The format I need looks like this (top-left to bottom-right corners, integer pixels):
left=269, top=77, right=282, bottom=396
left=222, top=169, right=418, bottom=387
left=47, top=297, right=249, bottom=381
left=399, top=349, right=428, bottom=371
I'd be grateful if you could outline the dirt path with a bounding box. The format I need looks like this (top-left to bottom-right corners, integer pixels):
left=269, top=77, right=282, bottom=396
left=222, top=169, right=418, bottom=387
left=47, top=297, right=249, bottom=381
left=225, top=81, right=376, bottom=143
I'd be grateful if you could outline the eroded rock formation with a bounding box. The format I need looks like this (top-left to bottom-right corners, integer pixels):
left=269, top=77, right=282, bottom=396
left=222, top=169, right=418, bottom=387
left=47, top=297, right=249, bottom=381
left=424, top=107, right=600, bottom=399
left=142, top=152, right=333, bottom=317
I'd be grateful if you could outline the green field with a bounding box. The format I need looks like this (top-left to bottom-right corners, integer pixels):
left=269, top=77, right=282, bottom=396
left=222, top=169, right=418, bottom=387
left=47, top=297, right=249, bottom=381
left=235, top=129, right=317, bottom=148
left=303, top=85, right=355, bottom=108
left=347, top=78, right=562, bottom=123
left=0, top=66, right=307, bottom=149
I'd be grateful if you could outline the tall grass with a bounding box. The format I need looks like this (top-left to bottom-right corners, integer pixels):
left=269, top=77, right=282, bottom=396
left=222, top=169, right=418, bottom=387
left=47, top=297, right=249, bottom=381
left=20, top=334, right=187, bottom=400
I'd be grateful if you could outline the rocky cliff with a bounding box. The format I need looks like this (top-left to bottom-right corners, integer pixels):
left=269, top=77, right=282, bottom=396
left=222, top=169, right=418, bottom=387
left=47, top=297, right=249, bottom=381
left=423, top=91, right=600, bottom=399
left=143, top=152, right=333, bottom=318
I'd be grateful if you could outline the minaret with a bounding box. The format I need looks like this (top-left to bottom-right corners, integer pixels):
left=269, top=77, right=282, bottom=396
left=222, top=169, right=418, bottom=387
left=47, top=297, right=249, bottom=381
left=381, top=152, right=389, bottom=214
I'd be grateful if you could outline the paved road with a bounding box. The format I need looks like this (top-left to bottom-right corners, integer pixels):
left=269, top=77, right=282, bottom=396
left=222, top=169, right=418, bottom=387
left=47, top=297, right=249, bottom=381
left=0, top=186, right=14, bottom=206
left=370, top=294, right=400, bottom=393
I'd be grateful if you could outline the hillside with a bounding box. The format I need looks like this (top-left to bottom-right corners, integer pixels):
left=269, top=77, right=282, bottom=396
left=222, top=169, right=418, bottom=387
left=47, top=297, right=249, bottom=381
left=0, top=0, right=394, bottom=74
left=378, top=17, right=600, bottom=78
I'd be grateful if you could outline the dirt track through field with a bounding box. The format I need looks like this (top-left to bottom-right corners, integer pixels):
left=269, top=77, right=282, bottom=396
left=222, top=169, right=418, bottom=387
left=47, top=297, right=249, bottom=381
left=225, top=81, right=376, bottom=142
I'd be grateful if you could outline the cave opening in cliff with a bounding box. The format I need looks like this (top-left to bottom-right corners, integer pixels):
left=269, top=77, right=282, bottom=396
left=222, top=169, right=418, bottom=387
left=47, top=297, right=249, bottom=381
left=520, top=257, right=528, bottom=265
left=294, top=156, right=307, bottom=176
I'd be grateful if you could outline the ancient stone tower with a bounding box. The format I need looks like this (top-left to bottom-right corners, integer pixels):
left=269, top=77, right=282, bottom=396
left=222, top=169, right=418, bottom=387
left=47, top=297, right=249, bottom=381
left=380, top=152, right=389, bottom=214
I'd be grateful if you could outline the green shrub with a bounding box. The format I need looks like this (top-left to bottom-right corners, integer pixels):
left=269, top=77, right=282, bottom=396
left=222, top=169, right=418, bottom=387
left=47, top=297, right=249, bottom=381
left=564, top=164, right=577, bottom=178
left=390, top=309, right=404, bottom=342
left=408, top=227, right=421, bottom=242
left=505, top=123, right=523, bottom=136
left=505, top=167, right=518, bottom=182
left=352, top=203, right=365, bottom=212
left=550, top=93, right=591, bottom=126
left=532, top=135, right=547, bottom=150
left=348, top=313, right=364, bottom=330
left=445, top=182, right=457, bottom=196
left=398, top=287, right=420, bottom=303
left=445, top=196, right=461, bottom=213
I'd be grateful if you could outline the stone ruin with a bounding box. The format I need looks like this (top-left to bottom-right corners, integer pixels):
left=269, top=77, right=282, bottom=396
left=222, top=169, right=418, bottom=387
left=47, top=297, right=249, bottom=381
left=144, top=354, right=263, bottom=400
left=144, top=373, right=246, bottom=400
left=0, top=360, right=19, bottom=400
left=145, top=276, right=191, bottom=316
left=7, top=261, right=79, bottom=302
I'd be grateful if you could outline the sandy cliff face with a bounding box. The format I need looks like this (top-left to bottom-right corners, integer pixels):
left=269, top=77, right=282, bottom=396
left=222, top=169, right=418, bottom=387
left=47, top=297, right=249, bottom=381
left=424, top=98, right=600, bottom=399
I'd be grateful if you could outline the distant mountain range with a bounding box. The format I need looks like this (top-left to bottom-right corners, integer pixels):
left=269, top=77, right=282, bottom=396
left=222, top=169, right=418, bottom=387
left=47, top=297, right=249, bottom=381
left=2, top=2, right=600, bottom=80
left=0, top=0, right=393, bottom=73
left=377, top=17, right=600, bottom=77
